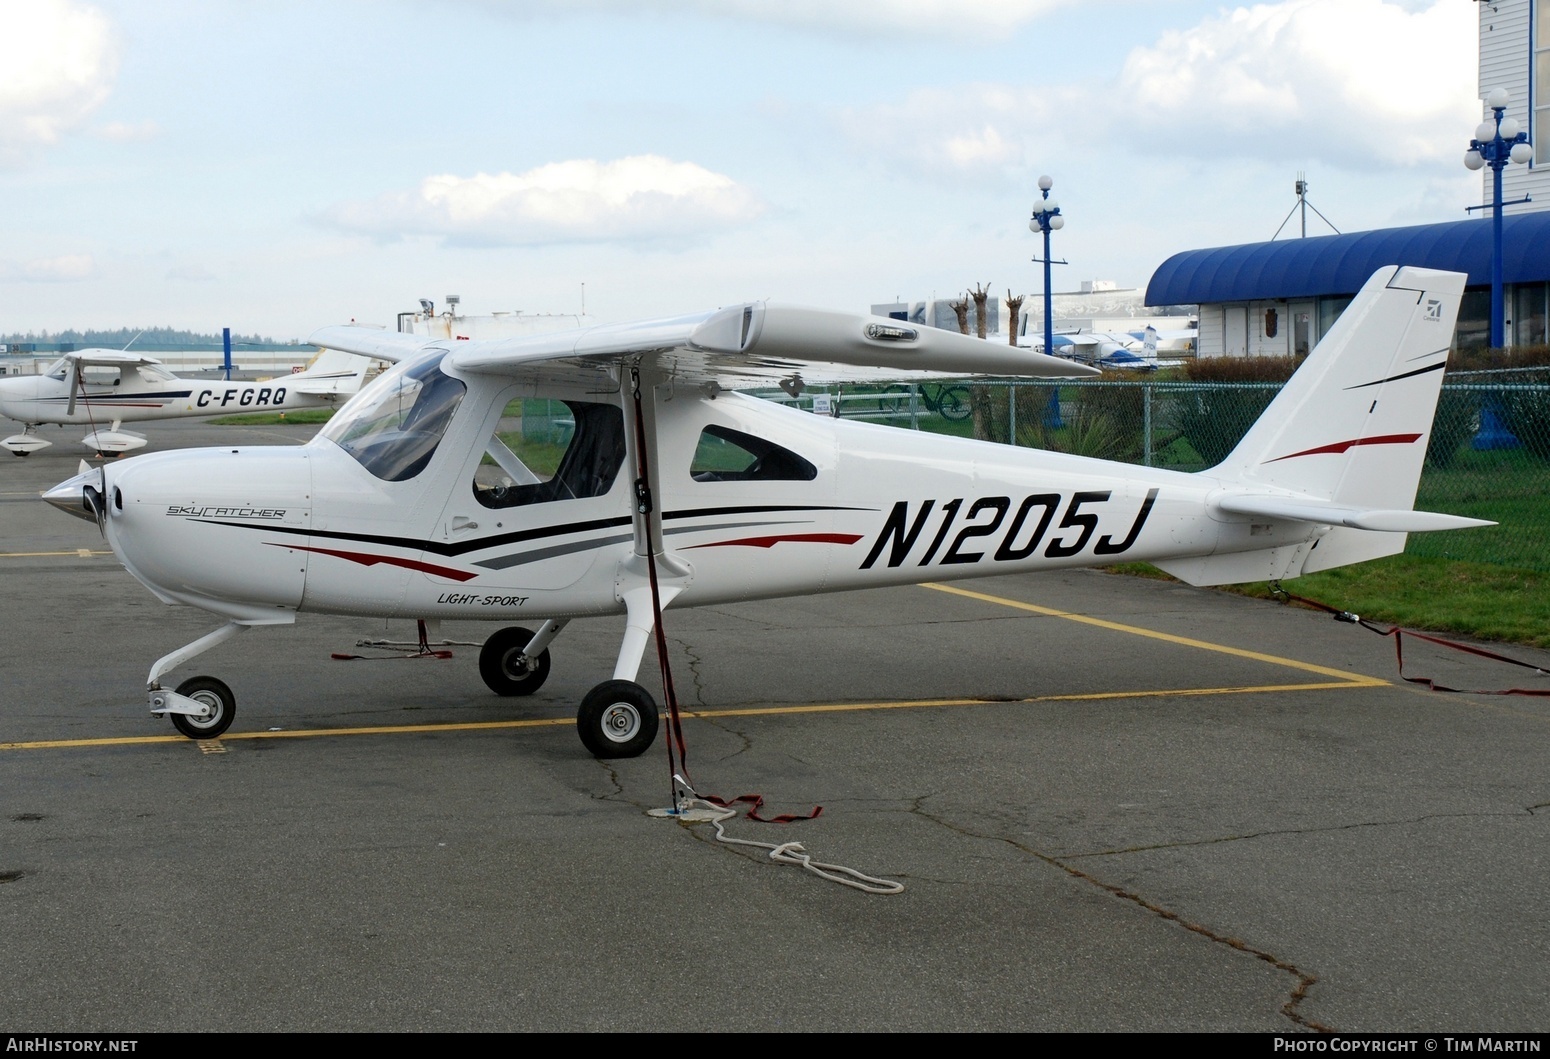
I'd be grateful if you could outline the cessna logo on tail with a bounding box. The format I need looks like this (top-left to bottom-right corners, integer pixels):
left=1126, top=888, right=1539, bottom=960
left=860, top=489, right=1159, bottom=569
left=1425, top=299, right=1443, bottom=321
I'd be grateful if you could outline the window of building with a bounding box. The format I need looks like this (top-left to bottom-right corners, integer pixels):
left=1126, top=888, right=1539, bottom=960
left=1514, top=282, right=1549, bottom=346
left=689, top=425, right=817, bottom=482
left=471, top=400, right=625, bottom=508
left=1539, top=0, right=1550, bottom=163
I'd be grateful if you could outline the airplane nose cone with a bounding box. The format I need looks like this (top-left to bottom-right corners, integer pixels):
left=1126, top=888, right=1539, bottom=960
left=42, top=465, right=107, bottom=528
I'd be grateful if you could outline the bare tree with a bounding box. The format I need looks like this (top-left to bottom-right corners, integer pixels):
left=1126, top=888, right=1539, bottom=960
left=949, top=295, right=970, bottom=335
left=970, top=283, right=991, bottom=339
left=1004, top=290, right=1025, bottom=347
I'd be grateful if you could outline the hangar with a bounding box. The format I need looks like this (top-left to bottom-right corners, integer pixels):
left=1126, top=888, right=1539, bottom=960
left=1144, top=212, right=1550, bottom=357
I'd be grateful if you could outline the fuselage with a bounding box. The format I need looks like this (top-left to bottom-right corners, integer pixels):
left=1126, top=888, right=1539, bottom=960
left=0, top=371, right=329, bottom=427
left=86, top=350, right=1319, bottom=625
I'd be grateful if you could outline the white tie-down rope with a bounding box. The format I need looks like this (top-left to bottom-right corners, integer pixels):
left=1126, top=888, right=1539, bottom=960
left=651, top=791, right=904, bottom=895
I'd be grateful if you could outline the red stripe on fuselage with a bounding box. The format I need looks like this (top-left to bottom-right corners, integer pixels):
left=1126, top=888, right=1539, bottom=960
left=685, top=533, right=863, bottom=550
left=1265, top=433, right=1422, bottom=463
left=274, top=543, right=478, bottom=582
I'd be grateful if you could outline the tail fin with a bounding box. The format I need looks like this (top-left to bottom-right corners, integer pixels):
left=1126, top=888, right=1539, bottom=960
left=1158, top=265, right=1490, bottom=585
left=287, top=348, right=375, bottom=398
left=1212, top=265, right=1463, bottom=504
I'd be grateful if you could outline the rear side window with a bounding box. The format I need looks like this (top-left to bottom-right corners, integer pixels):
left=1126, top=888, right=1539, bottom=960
left=690, top=425, right=816, bottom=482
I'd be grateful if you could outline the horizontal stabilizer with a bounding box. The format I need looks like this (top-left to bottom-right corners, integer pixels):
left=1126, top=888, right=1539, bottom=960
left=1214, top=494, right=1495, bottom=533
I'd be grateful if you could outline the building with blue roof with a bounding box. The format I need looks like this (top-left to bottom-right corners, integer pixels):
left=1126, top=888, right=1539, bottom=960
left=1144, top=212, right=1550, bottom=356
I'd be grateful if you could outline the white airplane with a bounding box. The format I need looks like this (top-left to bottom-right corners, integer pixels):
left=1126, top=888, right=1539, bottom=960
left=42, top=265, right=1490, bottom=757
left=0, top=347, right=372, bottom=456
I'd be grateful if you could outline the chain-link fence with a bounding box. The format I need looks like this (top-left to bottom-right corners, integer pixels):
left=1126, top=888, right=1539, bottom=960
left=756, top=373, right=1550, bottom=572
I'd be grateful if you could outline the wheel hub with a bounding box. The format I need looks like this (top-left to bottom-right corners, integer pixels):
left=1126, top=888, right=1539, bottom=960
left=601, top=703, right=640, bottom=742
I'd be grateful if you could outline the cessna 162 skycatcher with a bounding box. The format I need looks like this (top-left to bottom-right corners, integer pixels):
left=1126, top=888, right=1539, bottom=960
left=43, top=265, right=1490, bottom=757
left=1, top=348, right=370, bottom=455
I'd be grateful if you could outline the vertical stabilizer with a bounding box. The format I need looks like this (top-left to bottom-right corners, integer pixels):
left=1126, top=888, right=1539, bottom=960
left=1198, top=265, right=1466, bottom=576
left=1210, top=265, right=1464, bottom=508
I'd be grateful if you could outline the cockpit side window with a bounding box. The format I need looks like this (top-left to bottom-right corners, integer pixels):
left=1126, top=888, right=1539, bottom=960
left=472, top=400, right=626, bottom=508
left=319, top=352, right=466, bottom=482
left=690, top=425, right=817, bottom=482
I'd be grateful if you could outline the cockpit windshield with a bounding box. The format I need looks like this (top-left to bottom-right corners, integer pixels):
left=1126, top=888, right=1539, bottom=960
left=319, top=351, right=466, bottom=481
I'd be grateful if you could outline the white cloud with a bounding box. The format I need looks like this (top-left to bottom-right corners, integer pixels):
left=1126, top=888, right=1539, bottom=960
left=326, top=155, right=765, bottom=246
left=837, top=0, right=1476, bottom=178
left=1117, top=0, right=1476, bottom=165
left=0, top=1, right=117, bottom=160
left=2, top=255, right=98, bottom=282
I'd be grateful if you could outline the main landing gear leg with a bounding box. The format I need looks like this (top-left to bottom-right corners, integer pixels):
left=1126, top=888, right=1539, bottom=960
left=576, top=585, right=680, bottom=759
left=147, top=621, right=248, bottom=739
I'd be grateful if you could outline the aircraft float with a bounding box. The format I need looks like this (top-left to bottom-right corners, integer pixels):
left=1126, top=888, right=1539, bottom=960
left=42, top=265, right=1491, bottom=757
left=1, top=348, right=371, bottom=455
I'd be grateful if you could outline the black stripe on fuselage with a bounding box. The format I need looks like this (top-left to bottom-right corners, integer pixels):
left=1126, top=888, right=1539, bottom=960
left=189, top=504, right=871, bottom=558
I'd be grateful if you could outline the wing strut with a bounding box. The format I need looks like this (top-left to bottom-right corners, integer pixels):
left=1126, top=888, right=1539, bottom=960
left=625, top=367, right=691, bottom=803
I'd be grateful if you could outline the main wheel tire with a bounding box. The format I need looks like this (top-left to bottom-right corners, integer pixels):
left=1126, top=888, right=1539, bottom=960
left=576, top=680, right=659, bottom=759
left=169, top=676, right=235, bottom=739
left=479, top=626, right=551, bottom=696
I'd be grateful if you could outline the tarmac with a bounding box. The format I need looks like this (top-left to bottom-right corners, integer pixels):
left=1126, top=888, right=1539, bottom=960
left=2, top=419, right=1548, bottom=1033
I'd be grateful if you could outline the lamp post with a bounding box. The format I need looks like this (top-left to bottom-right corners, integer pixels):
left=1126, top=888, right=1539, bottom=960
left=1028, top=175, right=1067, bottom=359
left=1464, top=87, right=1533, bottom=348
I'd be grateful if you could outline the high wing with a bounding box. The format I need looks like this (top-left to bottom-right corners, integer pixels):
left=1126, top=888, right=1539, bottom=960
left=310, top=303, right=1099, bottom=388
left=55, top=348, right=169, bottom=368
left=303, top=327, right=437, bottom=366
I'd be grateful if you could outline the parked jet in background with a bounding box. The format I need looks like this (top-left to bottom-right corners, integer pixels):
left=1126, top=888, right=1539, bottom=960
left=0, top=348, right=373, bottom=455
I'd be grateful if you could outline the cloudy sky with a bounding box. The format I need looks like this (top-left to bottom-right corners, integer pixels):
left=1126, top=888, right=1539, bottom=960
left=1, top=0, right=1483, bottom=339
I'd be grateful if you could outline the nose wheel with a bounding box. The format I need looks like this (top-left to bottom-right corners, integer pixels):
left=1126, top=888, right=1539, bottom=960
left=166, top=676, right=236, bottom=739
left=577, top=680, right=659, bottom=759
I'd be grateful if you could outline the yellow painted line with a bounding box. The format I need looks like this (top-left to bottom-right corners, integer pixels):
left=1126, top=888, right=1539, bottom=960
left=0, top=550, right=113, bottom=558
left=2, top=680, right=1385, bottom=752
left=922, top=581, right=1382, bottom=684
left=3, top=581, right=1388, bottom=753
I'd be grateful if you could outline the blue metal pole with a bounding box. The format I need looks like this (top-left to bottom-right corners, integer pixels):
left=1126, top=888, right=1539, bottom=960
left=222, top=326, right=232, bottom=380
left=1043, top=226, right=1053, bottom=362
left=1491, top=159, right=1504, bottom=349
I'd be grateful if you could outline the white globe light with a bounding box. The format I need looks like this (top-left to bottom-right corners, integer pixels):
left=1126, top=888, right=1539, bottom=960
left=1049, top=215, right=1065, bottom=230
left=1464, top=148, right=1486, bottom=170
left=1488, top=87, right=1510, bottom=109
left=1038, top=175, right=1053, bottom=190
left=1031, top=200, right=1046, bottom=214
left=1511, top=141, right=1534, bottom=164
left=1029, top=218, right=1040, bottom=232
left=1045, top=198, right=1059, bottom=211
left=1476, top=121, right=1497, bottom=142
left=1500, top=117, right=1521, bottom=139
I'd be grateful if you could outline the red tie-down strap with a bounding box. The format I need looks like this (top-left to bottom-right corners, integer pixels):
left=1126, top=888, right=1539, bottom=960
left=1273, top=585, right=1550, bottom=697
left=701, top=793, right=825, bottom=823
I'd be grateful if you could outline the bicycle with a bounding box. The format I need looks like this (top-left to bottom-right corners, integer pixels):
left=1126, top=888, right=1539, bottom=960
left=883, top=382, right=972, bottom=421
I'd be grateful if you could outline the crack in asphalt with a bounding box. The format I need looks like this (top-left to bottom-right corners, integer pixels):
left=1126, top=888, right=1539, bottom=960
left=1056, top=810, right=1526, bottom=858
left=911, top=801, right=1332, bottom=1033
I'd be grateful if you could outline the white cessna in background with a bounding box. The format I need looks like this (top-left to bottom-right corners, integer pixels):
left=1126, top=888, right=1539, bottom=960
left=43, top=266, right=1490, bottom=757
left=1, top=348, right=372, bottom=455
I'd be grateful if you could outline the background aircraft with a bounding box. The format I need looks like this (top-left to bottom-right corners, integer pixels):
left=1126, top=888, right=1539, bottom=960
left=0, top=347, right=373, bottom=456
left=42, top=266, right=1487, bottom=760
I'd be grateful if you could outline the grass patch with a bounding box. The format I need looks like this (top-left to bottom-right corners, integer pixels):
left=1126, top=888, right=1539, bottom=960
left=1106, top=556, right=1550, bottom=649
left=208, top=408, right=336, bottom=425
